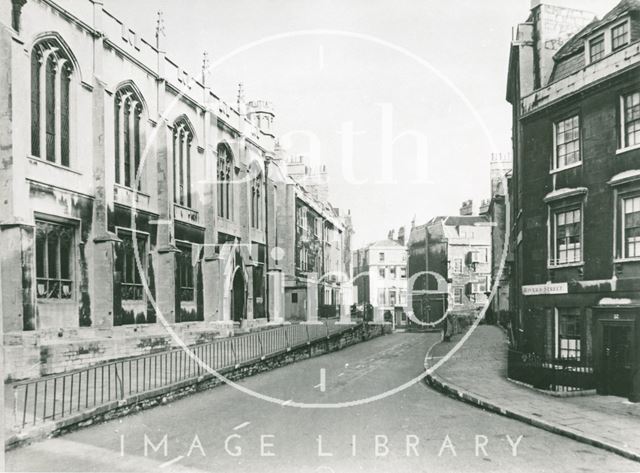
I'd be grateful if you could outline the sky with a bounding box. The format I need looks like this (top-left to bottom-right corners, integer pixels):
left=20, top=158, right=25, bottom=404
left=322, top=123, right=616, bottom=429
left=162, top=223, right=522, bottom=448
left=106, top=0, right=618, bottom=248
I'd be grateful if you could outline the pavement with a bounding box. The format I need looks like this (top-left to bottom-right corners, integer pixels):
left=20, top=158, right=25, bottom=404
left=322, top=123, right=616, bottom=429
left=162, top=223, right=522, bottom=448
left=6, top=332, right=639, bottom=472
left=425, top=325, right=640, bottom=463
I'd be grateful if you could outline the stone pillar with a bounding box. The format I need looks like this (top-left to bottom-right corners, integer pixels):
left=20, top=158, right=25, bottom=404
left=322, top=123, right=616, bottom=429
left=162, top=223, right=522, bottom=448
left=89, top=3, right=120, bottom=328
left=154, top=121, right=179, bottom=324
left=267, top=269, right=285, bottom=324
left=304, top=273, right=320, bottom=324
left=373, top=306, right=385, bottom=324
left=338, top=281, right=355, bottom=325
left=0, top=24, right=37, bottom=333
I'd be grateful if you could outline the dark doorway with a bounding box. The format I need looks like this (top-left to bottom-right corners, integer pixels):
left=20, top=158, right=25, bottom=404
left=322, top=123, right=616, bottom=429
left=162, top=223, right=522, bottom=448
left=602, top=324, right=633, bottom=397
left=231, top=268, right=246, bottom=323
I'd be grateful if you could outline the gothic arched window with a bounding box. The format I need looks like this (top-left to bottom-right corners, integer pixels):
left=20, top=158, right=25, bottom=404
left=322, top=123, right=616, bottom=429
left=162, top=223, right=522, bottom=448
left=114, top=85, right=144, bottom=190
left=217, top=144, right=233, bottom=220
left=173, top=118, right=195, bottom=208
left=31, top=38, right=74, bottom=166
left=251, top=171, right=263, bottom=229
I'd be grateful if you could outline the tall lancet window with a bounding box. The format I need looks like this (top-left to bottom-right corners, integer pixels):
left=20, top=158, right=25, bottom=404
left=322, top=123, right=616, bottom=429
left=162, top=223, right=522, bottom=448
left=31, top=38, right=73, bottom=167
left=217, top=144, right=233, bottom=220
left=173, top=118, right=194, bottom=208
left=114, top=85, right=144, bottom=190
left=251, top=171, right=263, bottom=229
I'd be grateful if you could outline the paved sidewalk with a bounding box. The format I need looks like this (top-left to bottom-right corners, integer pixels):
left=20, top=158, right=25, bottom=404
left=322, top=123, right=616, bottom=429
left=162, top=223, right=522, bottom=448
left=425, top=325, right=640, bottom=462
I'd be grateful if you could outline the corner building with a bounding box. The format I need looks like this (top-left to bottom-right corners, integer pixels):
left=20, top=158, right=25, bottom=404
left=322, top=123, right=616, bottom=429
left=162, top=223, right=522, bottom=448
left=507, top=0, right=640, bottom=400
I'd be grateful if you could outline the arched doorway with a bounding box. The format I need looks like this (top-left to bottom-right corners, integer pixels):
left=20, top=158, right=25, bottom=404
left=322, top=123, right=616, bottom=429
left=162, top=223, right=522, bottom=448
left=231, top=268, right=246, bottom=322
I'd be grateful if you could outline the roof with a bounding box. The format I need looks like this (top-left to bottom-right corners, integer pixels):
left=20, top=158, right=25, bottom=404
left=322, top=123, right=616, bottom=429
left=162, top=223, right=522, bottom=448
left=367, top=239, right=404, bottom=248
left=442, top=215, right=489, bottom=227
left=554, top=0, right=640, bottom=60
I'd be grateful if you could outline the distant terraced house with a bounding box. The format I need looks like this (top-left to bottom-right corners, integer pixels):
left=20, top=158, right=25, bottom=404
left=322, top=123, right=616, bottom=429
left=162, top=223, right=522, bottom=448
left=0, top=0, right=351, bottom=381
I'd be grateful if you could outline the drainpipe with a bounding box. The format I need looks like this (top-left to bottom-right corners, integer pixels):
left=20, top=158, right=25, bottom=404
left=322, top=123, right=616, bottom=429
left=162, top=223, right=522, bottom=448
left=264, top=155, right=271, bottom=321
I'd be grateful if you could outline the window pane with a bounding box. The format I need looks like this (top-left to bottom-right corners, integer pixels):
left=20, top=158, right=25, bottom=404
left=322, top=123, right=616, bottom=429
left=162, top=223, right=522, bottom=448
left=45, top=57, right=56, bottom=162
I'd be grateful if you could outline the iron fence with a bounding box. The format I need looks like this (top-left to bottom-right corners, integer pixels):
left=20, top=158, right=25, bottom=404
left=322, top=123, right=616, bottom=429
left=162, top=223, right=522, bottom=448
left=507, top=348, right=595, bottom=392
left=8, top=320, right=365, bottom=433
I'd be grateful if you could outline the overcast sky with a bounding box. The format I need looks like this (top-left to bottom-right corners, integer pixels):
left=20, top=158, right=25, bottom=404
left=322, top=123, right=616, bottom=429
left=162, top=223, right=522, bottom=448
left=106, top=0, right=618, bottom=247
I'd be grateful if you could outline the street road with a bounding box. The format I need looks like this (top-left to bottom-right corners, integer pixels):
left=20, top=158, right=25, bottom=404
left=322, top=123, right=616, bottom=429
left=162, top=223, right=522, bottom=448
left=6, top=332, right=639, bottom=473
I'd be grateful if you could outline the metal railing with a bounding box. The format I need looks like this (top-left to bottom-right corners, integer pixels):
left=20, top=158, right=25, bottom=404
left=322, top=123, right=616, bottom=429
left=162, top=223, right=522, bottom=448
left=8, top=320, right=364, bottom=432
left=507, top=348, right=595, bottom=392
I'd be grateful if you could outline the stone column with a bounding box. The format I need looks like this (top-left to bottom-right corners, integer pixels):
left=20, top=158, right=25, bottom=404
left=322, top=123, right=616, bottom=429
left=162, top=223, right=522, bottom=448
left=154, top=121, right=179, bottom=324
left=304, top=273, right=320, bottom=324
left=90, top=3, right=120, bottom=329
left=267, top=269, right=285, bottom=324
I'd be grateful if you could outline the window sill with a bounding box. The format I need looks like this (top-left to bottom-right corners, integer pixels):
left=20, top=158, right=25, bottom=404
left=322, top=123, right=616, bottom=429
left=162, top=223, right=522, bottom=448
left=550, top=162, right=582, bottom=174
left=114, top=183, right=150, bottom=198
left=36, top=299, right=76, bottom=304
left=548, top=261, right=584, bottom=269
left=27, top=155, right=81, bottom=175
left=616, top=144, right=640, bottom=155
left=614, top=257, right=640, bottom=263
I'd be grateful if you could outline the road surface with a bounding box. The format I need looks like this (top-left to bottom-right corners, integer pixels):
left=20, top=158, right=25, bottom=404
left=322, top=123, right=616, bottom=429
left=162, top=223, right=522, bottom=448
left=6, top=332, right=639, bottom=472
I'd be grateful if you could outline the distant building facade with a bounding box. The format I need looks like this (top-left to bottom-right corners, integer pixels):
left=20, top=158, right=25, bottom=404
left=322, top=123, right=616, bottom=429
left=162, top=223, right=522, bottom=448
left=352, top=237, right=408, bottom=325
left=507, top=0, right=640, bottom=400
left=408, top=206, right=492, bottom=324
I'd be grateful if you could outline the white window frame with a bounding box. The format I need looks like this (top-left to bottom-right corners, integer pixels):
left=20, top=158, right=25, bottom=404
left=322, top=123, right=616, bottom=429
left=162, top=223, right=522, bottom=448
left=619, top=91, right=640, bottom=152
left=621, top=193, right=640, bottom=260
left=588, top=33, right=605, bottom=63
left=611, top=19, right=630, bottom=52
left=551, top=115, right=581, bottom=173
left=548, top=204, right=584, bottom=268
left=554, top=308, right=582, bottom=361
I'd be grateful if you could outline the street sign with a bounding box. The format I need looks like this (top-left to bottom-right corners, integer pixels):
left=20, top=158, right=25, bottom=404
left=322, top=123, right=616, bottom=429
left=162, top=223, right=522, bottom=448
left=521, top=282, right=568, bottom=296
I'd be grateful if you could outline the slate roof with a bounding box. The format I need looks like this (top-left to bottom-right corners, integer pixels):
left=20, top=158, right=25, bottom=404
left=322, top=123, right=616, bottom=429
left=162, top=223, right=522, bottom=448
left=554, top=0, right=640, bottom=60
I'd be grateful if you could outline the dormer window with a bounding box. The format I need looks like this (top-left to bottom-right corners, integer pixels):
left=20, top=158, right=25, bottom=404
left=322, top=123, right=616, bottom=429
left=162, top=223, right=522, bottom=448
left=589, top=34, right=605, bottom=62
left=612, top=21, right=630, bottom=51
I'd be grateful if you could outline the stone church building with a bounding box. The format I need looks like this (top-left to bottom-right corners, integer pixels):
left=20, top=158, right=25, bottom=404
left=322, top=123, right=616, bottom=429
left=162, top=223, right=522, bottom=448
left=0, top=0, right=347, bottom=380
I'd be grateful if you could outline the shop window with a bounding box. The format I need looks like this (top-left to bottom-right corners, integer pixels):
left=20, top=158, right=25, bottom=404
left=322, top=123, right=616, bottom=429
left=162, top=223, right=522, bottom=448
left=35, top=220, right=74, bottom=299
left=556, top=308, right=582, bottom=360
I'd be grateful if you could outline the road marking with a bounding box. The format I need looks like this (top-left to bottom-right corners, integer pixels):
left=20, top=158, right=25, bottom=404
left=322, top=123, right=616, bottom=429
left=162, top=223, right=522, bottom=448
left=233, top=421, right=250, bottom=430
left=281, top=399, right=293, bottom=406
left=314, top=368, right=326, bottom=392
left=160, top=455, right=184, bottom=468
left=338, top=372, right=344, bottom=377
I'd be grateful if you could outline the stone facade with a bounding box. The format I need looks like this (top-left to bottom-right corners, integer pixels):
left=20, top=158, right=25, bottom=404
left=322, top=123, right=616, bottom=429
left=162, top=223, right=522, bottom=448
left=352, top=238, right=408, bottom=325
left=275, top=155, right=350, bottom=322
left=507, top=0, right=640, bottom=400
left=0, top=0, right=341, bottom=380
left=407, top=211, right=492, bottom=324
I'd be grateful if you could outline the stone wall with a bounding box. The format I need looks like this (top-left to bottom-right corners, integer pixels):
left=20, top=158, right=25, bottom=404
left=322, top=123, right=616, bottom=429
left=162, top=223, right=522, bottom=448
left=6, top=322, right=391, bottom=450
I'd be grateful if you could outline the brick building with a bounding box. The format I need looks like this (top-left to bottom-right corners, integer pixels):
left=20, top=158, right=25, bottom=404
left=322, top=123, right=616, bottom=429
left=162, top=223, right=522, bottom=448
left=507, top=0, right=640, bottom=400
left=0, top=0, right=348, bottom=380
